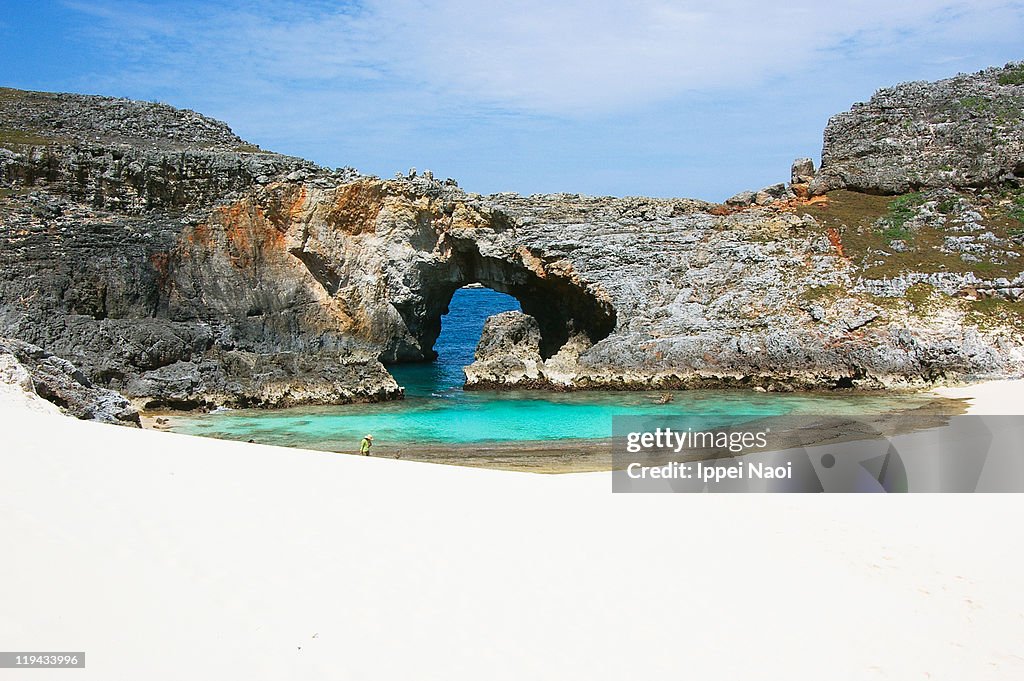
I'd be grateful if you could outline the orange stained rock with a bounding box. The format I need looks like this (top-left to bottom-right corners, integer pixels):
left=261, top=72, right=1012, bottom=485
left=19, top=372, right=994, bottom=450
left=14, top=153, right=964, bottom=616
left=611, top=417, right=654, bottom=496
left=325, top=180, right=385, bottom=234
left=261, top=183, right=308, bottom=232
left=149, top=252, right=170, bottom=290
left=826, top=227, right=847, bottom=258
left=712, top=192, right=830, bottom=216
left=516, top=245, right=549, bottom=278
left=287, top=185, right=308, bottom=224
left=183, top=199, right=285, bottom=272
left=219, top=203, right=254, bottom=256
left=184, top=222, right=212, bottom=247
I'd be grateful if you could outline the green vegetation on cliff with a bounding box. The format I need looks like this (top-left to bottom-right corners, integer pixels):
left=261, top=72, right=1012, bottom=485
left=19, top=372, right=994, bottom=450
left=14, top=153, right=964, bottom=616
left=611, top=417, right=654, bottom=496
left=997, top=63, right=1024, bottom=85
left=797, top=189, right=1024, bottom=280
left=0, top=127, right=59, bottom=148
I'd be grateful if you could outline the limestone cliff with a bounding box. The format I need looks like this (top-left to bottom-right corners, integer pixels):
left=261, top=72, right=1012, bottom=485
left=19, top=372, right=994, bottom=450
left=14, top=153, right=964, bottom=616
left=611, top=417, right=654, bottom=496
left=0, top=88, right=395, bottom=409
left=1, top=64, right=1024, bottom=412
left=811, top=62, right=1024, bottom=195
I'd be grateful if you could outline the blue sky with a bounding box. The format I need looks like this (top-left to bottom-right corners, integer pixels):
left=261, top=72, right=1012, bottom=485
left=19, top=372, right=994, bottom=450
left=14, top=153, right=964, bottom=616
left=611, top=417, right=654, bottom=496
left=2, top=1, right=1023, bottom=201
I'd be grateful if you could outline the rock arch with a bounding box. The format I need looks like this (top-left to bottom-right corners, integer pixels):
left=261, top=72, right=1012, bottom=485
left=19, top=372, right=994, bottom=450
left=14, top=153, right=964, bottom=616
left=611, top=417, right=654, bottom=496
left=385, top=238, right=617, bottom=363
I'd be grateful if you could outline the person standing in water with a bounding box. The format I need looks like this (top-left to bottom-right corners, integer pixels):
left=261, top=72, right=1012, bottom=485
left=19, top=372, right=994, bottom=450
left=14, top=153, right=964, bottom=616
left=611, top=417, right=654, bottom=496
left=360, top=434, right=373, bottom=456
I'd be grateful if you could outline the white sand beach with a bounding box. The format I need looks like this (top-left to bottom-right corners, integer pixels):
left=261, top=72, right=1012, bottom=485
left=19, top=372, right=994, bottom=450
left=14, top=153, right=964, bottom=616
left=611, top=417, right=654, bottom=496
left=2, top=384, right=1023, bottom=680
left=934, top=378, right=1024, bottom=415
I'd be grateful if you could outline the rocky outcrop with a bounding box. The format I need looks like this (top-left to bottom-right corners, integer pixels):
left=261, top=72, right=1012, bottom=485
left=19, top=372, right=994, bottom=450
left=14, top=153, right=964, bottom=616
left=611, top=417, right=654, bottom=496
left=0, top=338, right=140, bottom=425
left=1, top=88, right=400, bottom=409
left=464, top=311, right=546, bottom=387
left=0, top=88, right=322, bottom=214
left=464, top=311, right=597, bottom=389
left=1, top=87, right=248, bottom=149
left=0, top=349, right=63, bottom=415
left=225, top=178, right=1021, bottom=392
left=448, top=189, right=1024, bottom=390
left=811, top=62, right=1024, bottom=195
left=791, top=158, right=816, bottom=185
left=0, top=144, right=319, bottom=213
left=0, top=187, right=401, bottom=409
left=2, top=63, right=1024, bottom=410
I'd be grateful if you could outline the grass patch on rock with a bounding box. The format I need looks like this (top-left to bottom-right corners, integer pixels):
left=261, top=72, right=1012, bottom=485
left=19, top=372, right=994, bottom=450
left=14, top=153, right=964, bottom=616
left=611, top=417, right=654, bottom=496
left=1008, top=192, right=1024, bottom=223
left=0, top=127, right=58, bottom=147
left=869, top=283, right=940, bottom=317
left=904, top=283, right=937, bottom=310
left=799, top=283, right=845, bottom=303
left=997, top=63, right=1024, bottom=86
left=967, top=297, right=1024, bottom=332
left=885, top=193, right=924, bottom=227
left=792, top=189, right=1024, bottom=280
left=960, top=95, right=993, bottom=112
left=878, top=192, right=925, bottom=244
left=956, top=93, right=1024, bottom=123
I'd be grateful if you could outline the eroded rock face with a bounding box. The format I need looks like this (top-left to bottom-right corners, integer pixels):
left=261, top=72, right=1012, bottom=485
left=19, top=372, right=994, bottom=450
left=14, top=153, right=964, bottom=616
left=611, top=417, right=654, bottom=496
left=464, top=311, right=598, bottom=389
left=0, top=90, right=401, bottom=409
left=0, top=185, right=405, bottom=409
left=812, top=62, right=1024, bottom=195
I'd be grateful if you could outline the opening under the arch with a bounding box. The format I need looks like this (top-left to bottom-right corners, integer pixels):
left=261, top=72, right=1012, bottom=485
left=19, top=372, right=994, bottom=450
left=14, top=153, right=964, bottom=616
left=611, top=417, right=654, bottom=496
left=388, top=285, right=520, bottom=397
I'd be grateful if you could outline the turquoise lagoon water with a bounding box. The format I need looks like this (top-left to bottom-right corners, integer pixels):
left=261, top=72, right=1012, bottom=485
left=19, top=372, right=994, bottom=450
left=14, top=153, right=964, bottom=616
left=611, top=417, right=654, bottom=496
left=171, top=287, right=939, bottom=453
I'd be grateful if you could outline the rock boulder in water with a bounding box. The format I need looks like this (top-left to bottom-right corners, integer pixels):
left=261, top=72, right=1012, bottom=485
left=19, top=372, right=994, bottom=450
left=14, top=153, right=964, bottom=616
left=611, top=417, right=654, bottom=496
left=464, top=311, right=545, bottom=388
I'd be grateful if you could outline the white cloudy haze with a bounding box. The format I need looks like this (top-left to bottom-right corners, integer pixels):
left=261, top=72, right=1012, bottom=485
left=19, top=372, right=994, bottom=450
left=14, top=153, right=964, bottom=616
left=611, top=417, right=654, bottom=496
left=6, top=1, right=1024, bottom=199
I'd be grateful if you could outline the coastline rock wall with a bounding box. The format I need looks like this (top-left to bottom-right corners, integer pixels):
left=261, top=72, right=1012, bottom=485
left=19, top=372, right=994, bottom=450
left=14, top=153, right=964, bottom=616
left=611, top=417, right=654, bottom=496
left=0, top=90, right=399, bottom=409
left=1, top=63, right=1024, bottom=409
left=0, top=185, right=401, bottom=409
left=458, top=193, right=1024, bottom=390
left=233, top=176, right=1024, bottom=391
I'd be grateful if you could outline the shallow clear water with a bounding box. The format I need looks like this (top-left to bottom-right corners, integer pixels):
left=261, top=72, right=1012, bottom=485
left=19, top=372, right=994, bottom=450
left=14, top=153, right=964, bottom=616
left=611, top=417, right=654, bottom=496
left=171, top=287, right=942, bottom=452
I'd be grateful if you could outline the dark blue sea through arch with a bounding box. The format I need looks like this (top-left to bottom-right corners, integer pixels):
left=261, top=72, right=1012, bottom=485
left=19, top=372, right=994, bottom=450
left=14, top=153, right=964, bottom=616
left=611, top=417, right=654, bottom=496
left=387, top=286, right=520, bottom=398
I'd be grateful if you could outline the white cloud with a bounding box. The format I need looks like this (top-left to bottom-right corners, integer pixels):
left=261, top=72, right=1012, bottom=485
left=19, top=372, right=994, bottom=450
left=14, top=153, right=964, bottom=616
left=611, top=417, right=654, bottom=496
left=65, top=0, right=1024, bottom=116
left=373, top=0, right=1024, bottom=112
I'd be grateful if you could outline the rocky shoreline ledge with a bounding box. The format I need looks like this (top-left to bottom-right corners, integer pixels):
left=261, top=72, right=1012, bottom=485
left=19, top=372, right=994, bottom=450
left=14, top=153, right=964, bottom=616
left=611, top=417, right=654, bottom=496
left=2, top=62, right=1024, bottom=421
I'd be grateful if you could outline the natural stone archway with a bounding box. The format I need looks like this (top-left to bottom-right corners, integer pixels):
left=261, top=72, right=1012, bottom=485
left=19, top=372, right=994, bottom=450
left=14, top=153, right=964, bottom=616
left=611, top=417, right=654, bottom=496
left=386, top=238, right=617, bottom=363
left=8, top=67, right=1024, bottom=412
